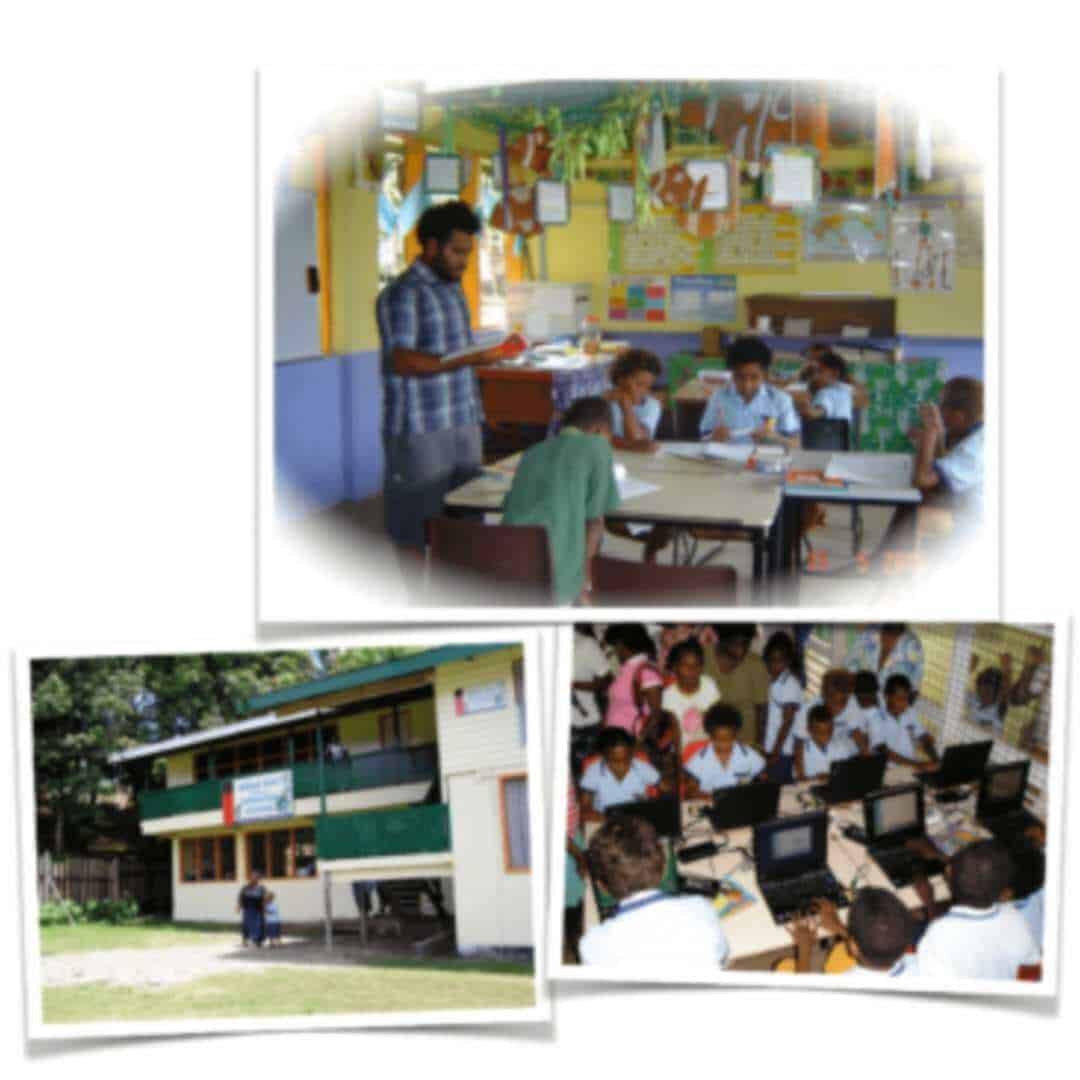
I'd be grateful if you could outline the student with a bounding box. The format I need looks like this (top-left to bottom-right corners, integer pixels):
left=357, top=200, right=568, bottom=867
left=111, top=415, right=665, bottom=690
left=565, top=780, right=589, bottom=963
left=793, top=669, right=864, bottom=750
left=872, top=674, right=939, bottom=768
left=602, top=624, right=665, bottom=742
left=660, top=638, right=719, bottom=748
left=792, top=350, right=854, bottom=424
left=911, top=376, right=984, bottom=518
left=683, top=704, right=767, bottom=797
left=710, top=624, right=770, bottom=747
left=794, top=704, right=858, bottom=782
left=852, top=670, right=888, bottom=749
left=1006, top=836, right=1046, bottom=955
left=572, top=624, right=613, bottom=741
left=762, top=630, right=805, bottom=783
left=916, top=840, right=1041, bottom=980
left=969, top=658, right=1012, bottom=735
left=501, top=396, right=621, bottom=605
left=605, top=348, right=664, bottom=451
left=579, top=727, right=661, bottom=817
left=579, top=814, right=730, bottom=969
left=699, top=336, right=801, bottom=449
left=264, top=891, right=282, bottom=948
left=808, top=891, right=919, bottom=977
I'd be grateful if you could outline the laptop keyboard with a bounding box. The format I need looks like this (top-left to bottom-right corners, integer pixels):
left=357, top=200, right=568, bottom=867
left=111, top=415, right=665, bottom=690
left=762, top=869, right=848, bottom=924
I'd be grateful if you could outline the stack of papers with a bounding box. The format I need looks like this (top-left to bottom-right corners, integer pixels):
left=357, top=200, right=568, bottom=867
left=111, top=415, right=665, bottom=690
left=704, top=443, right=755, bottom=465
left=616, top=473, right=662, bottom=501
left=824, top=455, right=912, bottom=488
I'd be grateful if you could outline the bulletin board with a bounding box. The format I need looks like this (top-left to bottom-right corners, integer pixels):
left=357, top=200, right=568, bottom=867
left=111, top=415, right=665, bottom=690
left=608, top=276, right=668, bottom=322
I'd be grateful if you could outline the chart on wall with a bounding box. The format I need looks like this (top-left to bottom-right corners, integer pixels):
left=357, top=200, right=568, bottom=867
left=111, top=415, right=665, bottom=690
left=890, top=207, right=956, bottom=292
left=669, top=274, right=737, bottom=323
left=608, top=276, right=668, bottom=322
left=803, top=203, right=888, bottom=261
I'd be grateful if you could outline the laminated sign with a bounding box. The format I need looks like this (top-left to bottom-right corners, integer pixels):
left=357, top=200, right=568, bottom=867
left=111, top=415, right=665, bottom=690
left=233, top=769, right=294, bottom=823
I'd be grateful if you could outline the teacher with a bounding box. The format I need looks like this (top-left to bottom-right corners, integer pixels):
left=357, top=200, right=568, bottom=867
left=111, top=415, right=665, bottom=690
left=846, top=623, right=925, bottom=699
left=375, top=200, right=524, bottom=550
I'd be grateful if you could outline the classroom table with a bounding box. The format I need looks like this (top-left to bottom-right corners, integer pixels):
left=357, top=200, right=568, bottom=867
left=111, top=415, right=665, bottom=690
left=579, top=764, right=997, bottom=971
left=476, top=356, right=613, bottom=430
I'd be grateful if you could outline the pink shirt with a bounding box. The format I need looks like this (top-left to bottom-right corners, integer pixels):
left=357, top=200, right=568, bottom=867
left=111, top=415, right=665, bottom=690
left=606, top=654, right=664, bottom=734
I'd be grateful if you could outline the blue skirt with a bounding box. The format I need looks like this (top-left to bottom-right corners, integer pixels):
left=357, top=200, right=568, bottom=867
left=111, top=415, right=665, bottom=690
left=242, top=907, right=265, bottom=944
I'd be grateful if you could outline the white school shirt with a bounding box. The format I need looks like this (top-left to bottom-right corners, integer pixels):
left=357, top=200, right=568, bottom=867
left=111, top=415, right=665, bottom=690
left=572, top=633, right=611, bottom=728
left=812, top=382, right=854, bottom=423
left=801, top=733, right=859, bottom=778
left=684, top=742, right=766, bottom=793
left=579, top=889, right=730, bottom=970
left=935, top=423, right=984, bottom=515
left=850, top=702, right=888, bottom=746
left=1013, top=889, right=1045, bottom=953
left=609, top=396, right=662, bottom=439
left=662, top=676, right=720, bottom=743
left=877, top=707, right=931, bottom=759
left=848, top=953, right=920, bottom=979
left=579, top=757, right=660, bottom=813
left=970, top=698, right=1005, bottom=735
left=764, top=670, right=805, bottom=756
left=699, top=382, right=801, bottom=440
left=793, top=695, right=863, bottom=743
left=916, top=903, right=1040, bottom=980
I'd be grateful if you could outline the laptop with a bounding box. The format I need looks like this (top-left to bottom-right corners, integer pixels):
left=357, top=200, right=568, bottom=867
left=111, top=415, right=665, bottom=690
left=976, top=760, right=1042, bottom=843
left=921, top=740, right=993, bottom=793
left=862, top=783, right=946, bottom=889
left=706, top=781, right=782, bottom=831
left=753, top=810, right=848, bottom=924
left=607, top=794, right=681, bottom=838
left=810, top=753, right=888, bottom=805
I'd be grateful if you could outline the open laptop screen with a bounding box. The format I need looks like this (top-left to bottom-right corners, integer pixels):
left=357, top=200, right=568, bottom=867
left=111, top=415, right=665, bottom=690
left=987, top=763, right=1025, bottom=804
left=867, top=787, right=920, bottom=841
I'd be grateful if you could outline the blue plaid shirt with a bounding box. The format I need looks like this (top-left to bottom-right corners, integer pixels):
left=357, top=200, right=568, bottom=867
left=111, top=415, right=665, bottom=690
left=376, top=259, right=484, bottom=437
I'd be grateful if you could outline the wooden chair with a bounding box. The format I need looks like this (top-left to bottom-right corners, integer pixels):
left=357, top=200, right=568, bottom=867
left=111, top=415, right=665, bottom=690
left=591, top=555, right=737, bottom=605
left=425, top=517, right=554, bottom=604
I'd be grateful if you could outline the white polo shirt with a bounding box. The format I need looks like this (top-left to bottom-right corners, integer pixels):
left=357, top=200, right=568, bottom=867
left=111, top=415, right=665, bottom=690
left=852, top=703, right=888, bottom=748
left=662, top=676, right=720, bottom=743
left=1013, top=889, right=1045, bottom=953
left=572, top=632, right=611, bottom=728
left=916, top=903, right=1041, bottom=980
left=877, top=707, right=931, bottom=759
left=579, top=889, right=730, bottom=970
left=848, top=953, right=920, bottom=978
left=580, top=756, right=660, bottom=812
left=764, top=670, right=805, bottom=756
left=801, top=733, right=859, bottom=779
left=684, top=741, right=766, bottom=793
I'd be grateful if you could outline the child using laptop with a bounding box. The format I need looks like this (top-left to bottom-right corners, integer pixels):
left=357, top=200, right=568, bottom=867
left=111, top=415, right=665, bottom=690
left=916, top=839, right=1041, bottom=980
left=605, top=348, right=664, bottom=452
left=791, top=350, right=854, bottom=425
left=660, top=638, right=719, bottom=748
left=910, top=376, right=984, bottom=520
left=851, top=670, right=888, bottom=749
left=578, top=814, right=730, bottom=969
left=873, top=674, right=940, bottom=769
left=683, top=704, right=767, bottom=797
left=501, top=395, right=621, bottom=605
left=810, top=891, right=919, bottom=977
left=793, top=669, right=863, bottom=749
left=699, top=336, right=801, bottom=449
left=794, top=704, right=859, bottom=782
left=579, top=727, right=662, bottom=818
left=762, top=630, right=805, bottom=784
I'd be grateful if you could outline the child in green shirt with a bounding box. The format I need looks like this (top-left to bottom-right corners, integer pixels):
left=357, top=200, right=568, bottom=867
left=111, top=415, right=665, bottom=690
left=502, top=396, right=622, bottom=604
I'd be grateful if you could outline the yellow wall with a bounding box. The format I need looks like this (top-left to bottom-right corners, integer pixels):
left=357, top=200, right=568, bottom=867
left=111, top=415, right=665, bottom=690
left=541, top=179, right=983, bottom=338
left=338, top=696, right=437, bottom=747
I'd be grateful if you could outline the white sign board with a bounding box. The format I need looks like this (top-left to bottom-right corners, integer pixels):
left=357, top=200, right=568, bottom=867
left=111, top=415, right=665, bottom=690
left=685, top=160, right=730, bottom=211
left=234, top=769, right=294, bottom=823
left=454, top=680, right=508, bottom=716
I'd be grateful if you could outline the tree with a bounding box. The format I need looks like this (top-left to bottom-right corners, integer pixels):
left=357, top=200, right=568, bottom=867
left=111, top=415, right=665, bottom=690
left=320, top=646, right=424, bottom=674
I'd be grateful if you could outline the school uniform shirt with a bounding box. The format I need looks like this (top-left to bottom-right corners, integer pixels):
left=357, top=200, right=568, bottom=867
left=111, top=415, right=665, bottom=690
left=699, top=383, right=801, bottom=441
left=812, top=382, right=854, bottom=423
left=876, top=707, right=931, bottom=759
left=801, top=733, right=859, bottom=778
left=852, top=703, right=890, bottom=749
left=684, top=742, right=766, bottom=793
left=662, top=676, right=720, bottom=743
left=792, top=695, right=864, bottom=743
left=969, top=696, right=1005, bottom=735
left=764, top=670, right=805, bottom=756
left=501, top=427, right=621, bottom=605
left=606, top=654, right=665, bottom=734
left=573, top=632, right=611, bottom=728
left=845, top=629, right=925, bottom=693
left=849, top=954, right=920, bottom=979
left=579, top=756, right=660, bottom=813
left=579, top=889, right=730, bottom=970
left=935, top=423, right=984, bottom=516
left=916, top=903, right=1041, bottom=980
left=609, top=396, right=662, bottom=439
left=1013, top=888, right=1045, bottom=953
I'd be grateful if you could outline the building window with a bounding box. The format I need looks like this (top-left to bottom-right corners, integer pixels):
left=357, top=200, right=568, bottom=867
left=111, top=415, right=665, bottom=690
left=179, top=835, right=236, bottom=883
left=245, top=827, right=317, bottom=880
left=194, top=724, right=340, bottom=780
left=378, top=707, right=409, bottom=749
left=499, top=775, right=531, bottom=873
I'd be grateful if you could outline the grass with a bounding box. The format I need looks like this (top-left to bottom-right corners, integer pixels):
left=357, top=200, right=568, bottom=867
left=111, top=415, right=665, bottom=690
left=43, top=961, right=536, bottom=1023
left=39, top=920, right=242, bottom=956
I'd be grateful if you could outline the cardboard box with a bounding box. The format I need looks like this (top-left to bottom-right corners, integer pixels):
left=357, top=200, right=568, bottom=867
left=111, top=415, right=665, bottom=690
left=701, top=325, right=727, bottom=356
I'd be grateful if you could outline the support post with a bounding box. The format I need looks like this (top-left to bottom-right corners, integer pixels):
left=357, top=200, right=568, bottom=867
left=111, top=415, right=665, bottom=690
left=315, top=725, right=327, bottom=817
left=323, top=869, right=333, bottom=952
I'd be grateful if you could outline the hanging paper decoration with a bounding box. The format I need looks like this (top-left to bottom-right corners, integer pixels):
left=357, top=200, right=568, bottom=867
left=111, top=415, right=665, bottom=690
left=649, top=162, right=707, bottom=212
left=490, top=185, right=544, bottom=236
left=645, top=105, right=666, bottom=177
left=506, top=125, right=553, bottom=174
left=811, top=89, right=830, bottom=156
left=873, top=93, right=897, bottom=198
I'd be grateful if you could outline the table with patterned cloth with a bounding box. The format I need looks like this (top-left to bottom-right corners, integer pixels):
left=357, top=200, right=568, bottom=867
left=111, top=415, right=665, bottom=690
left=476, top=358, right=614, bottom=435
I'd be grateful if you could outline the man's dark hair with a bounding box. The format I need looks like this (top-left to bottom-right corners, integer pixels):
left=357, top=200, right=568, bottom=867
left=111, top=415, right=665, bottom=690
left=884, top=673, right=913, bottom=698
left=807, top=704, right=833, bottom=729
left=667, top=638, right=704, bottom=670
left=610, top=348, right=662, bottom=385
left=854, top=670, right=880, bottom=696
left=417, top=200, right=482, bottom=246
left=596, top=726, right=635, bottom=756
left=712, top=623, right=758, bottom=646
left=819, top=350, right=848, bottom=380
left=726, top=335, right=773, bottom=372
left=603, top=623, right=657, bottom=660
left=950, top=839, right=1014, bottom=908
left=881, top=623, right=908, bottom=636
left=588, top=814, right=665, bottom=900
left=848, top=887, right=915, bottom=969
left=562, top=395, right=612, bottom=432
left=704, top=703, right=742, bottom=735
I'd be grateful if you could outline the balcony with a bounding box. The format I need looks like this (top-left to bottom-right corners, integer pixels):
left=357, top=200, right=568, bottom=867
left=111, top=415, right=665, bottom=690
left=315, top=803, right=451, bottom=861
left=138, top=744, right=439, bottom=821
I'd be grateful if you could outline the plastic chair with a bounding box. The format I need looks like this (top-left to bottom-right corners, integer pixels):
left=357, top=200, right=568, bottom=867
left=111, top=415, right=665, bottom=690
left=591, top=555, right=737, bottom=605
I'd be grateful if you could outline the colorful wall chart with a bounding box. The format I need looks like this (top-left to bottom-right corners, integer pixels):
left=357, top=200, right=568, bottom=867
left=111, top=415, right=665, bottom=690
left=890, top=207, right=956, bottom=292
left=803, top=203, right=888, bottom=261
left=669, top=274, right=737, bottom=323
left=608, top=276, right=668, bottom=322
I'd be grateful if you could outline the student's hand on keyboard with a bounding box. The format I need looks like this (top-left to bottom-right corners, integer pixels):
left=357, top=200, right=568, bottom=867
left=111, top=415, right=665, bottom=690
left=811, top=898, right=846, bottom=938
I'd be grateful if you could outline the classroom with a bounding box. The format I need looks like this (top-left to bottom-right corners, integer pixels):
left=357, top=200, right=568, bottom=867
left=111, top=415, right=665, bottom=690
left=270, top=78, right=988, bottom=608
left=564, top=622, right=1053, bottom=983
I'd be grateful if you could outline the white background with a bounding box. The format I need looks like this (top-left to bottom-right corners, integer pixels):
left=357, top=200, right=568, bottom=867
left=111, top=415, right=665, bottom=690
left=1, top=3, right=1078, bottom=1078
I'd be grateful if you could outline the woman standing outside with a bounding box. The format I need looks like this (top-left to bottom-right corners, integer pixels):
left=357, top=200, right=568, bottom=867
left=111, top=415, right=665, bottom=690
left=236, top=870, right=267, bottom=948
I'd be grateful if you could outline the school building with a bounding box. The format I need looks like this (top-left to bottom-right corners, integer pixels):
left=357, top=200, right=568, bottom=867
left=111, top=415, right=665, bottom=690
left=109, top=644, right=533, bottom=953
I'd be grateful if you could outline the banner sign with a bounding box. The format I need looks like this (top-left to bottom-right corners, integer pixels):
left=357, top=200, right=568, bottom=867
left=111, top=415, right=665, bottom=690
left=233, top=769, right=294, bottom=824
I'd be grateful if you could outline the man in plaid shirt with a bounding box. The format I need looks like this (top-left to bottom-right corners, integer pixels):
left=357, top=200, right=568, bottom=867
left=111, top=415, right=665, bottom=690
left=376, top=200, right=525, bottom=549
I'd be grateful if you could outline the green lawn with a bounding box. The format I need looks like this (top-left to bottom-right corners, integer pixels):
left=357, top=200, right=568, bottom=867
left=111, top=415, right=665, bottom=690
left=40, top=920, right=239, bottom=956
left=43, top=961, right=536, bottom=1023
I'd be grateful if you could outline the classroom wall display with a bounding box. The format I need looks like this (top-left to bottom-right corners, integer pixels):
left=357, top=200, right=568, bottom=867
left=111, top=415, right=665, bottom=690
left=764, top=144, right=820, bottom=208
left=890, top=206, right=957, bottom=292
left=607, top=182, right=636, bottom=224
left=803, top=203, right=889, bottom=262
left=669, top=274, right=737, bottom=324
left=608, top=275, right=668, bottom=322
